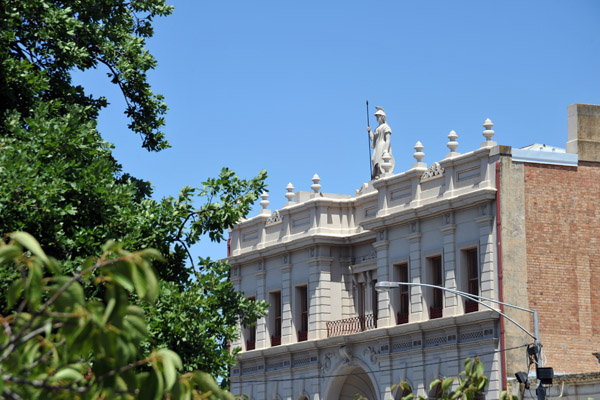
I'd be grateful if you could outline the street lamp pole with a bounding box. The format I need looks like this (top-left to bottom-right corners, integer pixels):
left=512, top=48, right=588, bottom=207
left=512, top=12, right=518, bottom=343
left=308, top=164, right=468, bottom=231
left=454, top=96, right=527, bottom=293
left=375, top=281, right=549, bottom=400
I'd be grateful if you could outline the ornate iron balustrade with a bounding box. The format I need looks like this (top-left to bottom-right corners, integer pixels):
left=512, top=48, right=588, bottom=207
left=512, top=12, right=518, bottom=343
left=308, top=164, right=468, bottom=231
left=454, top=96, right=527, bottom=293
left=465, top=299, right=479, bottom=313
left=397, top=312, right=409, bottom=325
left=297, top=330, right=308, bottom=342
left=326, top=314, right=376, bottom=337
left=430, top=306, right=443, bottom=319
left=271, top=335, right=281, bottom=346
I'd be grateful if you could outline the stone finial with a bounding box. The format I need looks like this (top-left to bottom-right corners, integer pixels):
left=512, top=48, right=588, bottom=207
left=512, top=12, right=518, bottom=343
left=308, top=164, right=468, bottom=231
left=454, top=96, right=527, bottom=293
left=413, top=141, right=425, bottom=167
left=381, top=152, right=393, bottom=176
left=311, top=174, right=321, bottom=194
left=446, top=130, right=459, bottom=158
left=481, top=118, right=497, bottom=147
left=259, top=192, right=271, bottom=215
left=285, top=182, right=295, bottom=206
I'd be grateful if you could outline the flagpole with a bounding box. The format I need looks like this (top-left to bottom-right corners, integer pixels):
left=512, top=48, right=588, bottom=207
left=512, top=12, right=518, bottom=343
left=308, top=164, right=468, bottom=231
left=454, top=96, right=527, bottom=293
left=366, top=100, right=373, bottom=180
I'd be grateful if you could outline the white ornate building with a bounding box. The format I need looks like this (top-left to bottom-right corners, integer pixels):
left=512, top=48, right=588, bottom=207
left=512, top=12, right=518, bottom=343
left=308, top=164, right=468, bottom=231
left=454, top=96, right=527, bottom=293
left=227, top=105, right=600, bottom=399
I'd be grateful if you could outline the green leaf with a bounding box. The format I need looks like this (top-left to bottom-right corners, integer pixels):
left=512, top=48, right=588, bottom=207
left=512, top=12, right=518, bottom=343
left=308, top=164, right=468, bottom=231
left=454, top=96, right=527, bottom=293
left=141, top=262, right=158, bottom=302
left=441, top=377, right=454, bottom=393
left=158, top=348, right=181, bottom=390
left=132, top=264, right=148, bottom=299
left=140, top=248, right=165, bottom=262
left=6, top=278, right=24, bottom=309
left=429, top=379, right=441, bottom=392
left=11, top=232, right=50, bottom=265
left=50, top=367, right=83, bottom=382
left=110, top=269, right=134, bottom=292
left=103, top=297, right=117, bottom=325
left=0, top=245, right=22, bottom=264
left=25, top=260, right=43, bottom=309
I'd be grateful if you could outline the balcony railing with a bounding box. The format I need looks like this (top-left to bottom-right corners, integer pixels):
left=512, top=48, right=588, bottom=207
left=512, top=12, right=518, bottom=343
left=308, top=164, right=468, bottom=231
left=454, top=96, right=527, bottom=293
left=271, top=335, right=281, bottom=346
left=465, top=299, right=479, bottom=313
left=326, top=314, right=376, bottom=337
left=397, top=312, right=409, bottom=325
left=430, top=306, right=443, bottom=319
left=297, top=330, right=308, bottom=342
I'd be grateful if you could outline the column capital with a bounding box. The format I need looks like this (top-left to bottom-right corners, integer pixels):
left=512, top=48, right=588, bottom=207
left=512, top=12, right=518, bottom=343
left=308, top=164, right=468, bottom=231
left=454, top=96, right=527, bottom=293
left=307, top=256, right=334, bottom=267
left=440, top=224, right=457, bottom=234
left=280, top=264, right=292, bottom=273
left=373, top=240, right=390, bottom=250
left=474, top=215, right=494, bottom=227
left=407, top=232, right=422, bottom=242
left=254, top=270, right=266, bottom=278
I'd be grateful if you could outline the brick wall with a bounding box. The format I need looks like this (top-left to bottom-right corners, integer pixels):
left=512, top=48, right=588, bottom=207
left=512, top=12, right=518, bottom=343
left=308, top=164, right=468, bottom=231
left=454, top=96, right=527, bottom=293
left=524, top=161, right=600, bottom=373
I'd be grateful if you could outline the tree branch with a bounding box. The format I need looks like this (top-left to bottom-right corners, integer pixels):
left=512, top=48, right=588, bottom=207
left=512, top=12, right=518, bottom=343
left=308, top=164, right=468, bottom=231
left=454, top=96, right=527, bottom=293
left=95, top=55, right=132, bottom=109
left=174, top=237, right=197, bottom=276
left=95, top=356, right=151, bottom=383
left=2, top=388, right=24, bottom=400
left=2, top=375, right=89, bottom=393
left=0, top=322, right=64, bottom=363
left=23, top=338, right=66, bottom=372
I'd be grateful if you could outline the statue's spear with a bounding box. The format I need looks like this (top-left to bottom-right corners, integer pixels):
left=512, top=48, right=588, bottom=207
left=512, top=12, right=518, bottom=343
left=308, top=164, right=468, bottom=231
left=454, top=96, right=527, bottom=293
left=366, top=100, right=373, bottom=179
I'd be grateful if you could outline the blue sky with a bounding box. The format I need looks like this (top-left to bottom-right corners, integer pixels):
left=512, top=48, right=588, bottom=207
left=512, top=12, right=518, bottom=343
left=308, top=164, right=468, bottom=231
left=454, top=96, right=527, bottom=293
left=73, top=0, right=600, bottom=260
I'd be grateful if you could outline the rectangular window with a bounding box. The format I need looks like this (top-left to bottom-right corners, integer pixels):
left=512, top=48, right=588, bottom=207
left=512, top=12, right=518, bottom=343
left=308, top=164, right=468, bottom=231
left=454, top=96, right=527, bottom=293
left=245, top=297, right=256, bottom=351
left=297, top=286, right=308, bottom=342
left=430, top=256, right=443, bottom=319
left=465, top=248, right=479, bottom=313
left=270, top=291, right=282, bottom=346
left=396, top=263, right=409, bottom=324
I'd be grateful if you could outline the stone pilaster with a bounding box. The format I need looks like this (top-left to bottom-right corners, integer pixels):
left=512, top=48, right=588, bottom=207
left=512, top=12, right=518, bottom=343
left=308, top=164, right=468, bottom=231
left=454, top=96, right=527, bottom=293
left=374, top=234, right=391, bottom=327
left=440, top=216, right=458, bottom=316
left=308, top=247, right=332, bottom=340
left=230, top=266, right=242, bottom=349
left=281, top=262, right=293, bottom=344
left=475, top=206, right=495, bottom=304
left=407, top=223, right=424, bottom=322
left=254, top=260, right=267, bottom=349
left=340, top=257, right=354, bottom=319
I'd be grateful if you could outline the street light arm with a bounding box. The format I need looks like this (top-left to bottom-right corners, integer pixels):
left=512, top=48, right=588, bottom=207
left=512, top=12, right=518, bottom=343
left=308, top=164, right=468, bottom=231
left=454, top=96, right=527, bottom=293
left=375, top=281, right=538, bottom=340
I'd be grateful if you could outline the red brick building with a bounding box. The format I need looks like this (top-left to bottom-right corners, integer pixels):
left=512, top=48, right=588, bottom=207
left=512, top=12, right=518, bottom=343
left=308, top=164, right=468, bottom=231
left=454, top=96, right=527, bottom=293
left=500, top=104, right=600, bottom=397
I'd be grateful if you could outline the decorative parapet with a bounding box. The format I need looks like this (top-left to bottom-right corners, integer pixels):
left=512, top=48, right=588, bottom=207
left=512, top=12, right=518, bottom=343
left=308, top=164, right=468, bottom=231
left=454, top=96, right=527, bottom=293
left=228, top=144, right=498, bottom=259
left=265, top=209, right=282, bottom=226
left=420, top=162, right=445, bottom=182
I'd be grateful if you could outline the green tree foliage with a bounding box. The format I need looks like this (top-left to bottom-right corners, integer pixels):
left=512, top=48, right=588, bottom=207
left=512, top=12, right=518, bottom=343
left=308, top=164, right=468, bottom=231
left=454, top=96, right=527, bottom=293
left=0, top=0, right=171, bottom=151
left=0, top=232, right=235, bottom=399
left=391, top=357, right=489, bottom=400
left=0, top=0, right=269, bottom=383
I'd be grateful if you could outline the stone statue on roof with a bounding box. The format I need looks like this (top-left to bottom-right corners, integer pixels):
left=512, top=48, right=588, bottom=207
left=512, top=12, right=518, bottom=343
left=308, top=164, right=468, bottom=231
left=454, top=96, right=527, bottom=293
left=367, top=106, right=395, bottom=179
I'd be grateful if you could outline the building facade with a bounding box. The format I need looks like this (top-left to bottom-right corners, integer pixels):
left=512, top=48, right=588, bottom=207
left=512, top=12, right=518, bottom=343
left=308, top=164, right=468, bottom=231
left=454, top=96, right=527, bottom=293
left=228, top=104, right=600, bottom=399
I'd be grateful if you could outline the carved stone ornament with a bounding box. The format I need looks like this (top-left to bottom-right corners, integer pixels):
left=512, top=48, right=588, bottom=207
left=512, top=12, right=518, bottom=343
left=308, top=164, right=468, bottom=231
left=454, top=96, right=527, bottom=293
left=410, top=222, right=417, bottom=233
left=444, top=213, right=451, bottom=225
left=339, top=345, right=352, bottom=363
left=480, top=204, right=487, bottom=216
left=420, top=162, right=445, bottom=182
left=322, top=352, right=335, bottom=373
left=283, top=254, right=289, bottom=264
left=310, top=247, right=315, bottom=257
left=378, top=229, right=385, bottom=240
left=257, top=260, right=264, bottom=271
left=363, top=346, right=378, bottom=365
left=266, top=209, right=282, bottom=226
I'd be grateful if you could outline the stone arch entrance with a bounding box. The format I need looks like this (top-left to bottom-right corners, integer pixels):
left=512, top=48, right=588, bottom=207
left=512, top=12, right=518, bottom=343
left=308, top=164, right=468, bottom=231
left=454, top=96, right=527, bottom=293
left=326, top=365, right=378, bottom=400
